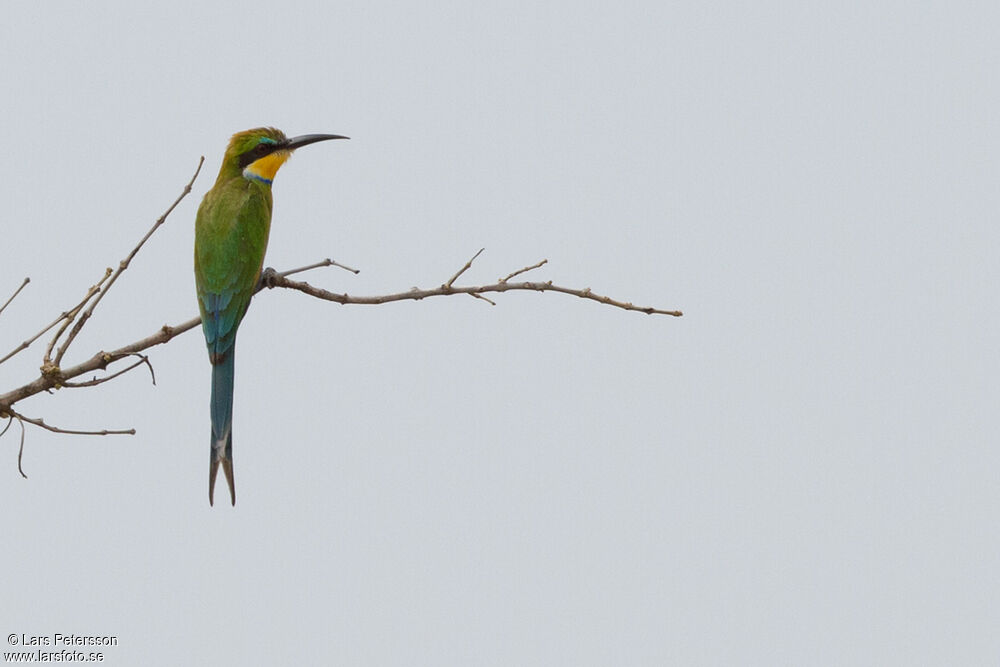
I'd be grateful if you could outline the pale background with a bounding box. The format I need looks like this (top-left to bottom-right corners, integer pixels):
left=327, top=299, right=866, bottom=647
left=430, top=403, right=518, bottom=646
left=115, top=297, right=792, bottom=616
left=2, top=2, right=998, bottom=665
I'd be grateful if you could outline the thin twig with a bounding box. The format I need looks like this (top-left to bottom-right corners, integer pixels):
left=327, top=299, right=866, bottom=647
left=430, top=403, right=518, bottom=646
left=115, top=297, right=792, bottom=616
left=53, top=157, right=204, bottom=366
left=268, top=273, right=683, bottom=316
left=63, top=353, right=156, bottom=388
left=0, top=270, right=110, bottom=367
left=0, top=277, right=30, bottom=318
left=43, top=268, right=112, bottom=365
left=500, top=259, right=547, bottom=283
left=445, top=248, right=485, bottom=288
left=8, top=406, right=134, bottom=477
left=17, top=416, right=27, bottom=479
left=278, top=257, right=359, bottom=278
left=469, top=293, right=497, bottom=306
left=10, top=408, right=135, bottom=436
left=0, top=316, right=200, bottom=411
left=0, top=415, right=12, bottom=439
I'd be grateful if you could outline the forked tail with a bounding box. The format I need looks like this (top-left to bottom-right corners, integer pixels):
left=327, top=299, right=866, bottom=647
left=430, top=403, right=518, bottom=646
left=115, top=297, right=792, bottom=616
left=209, top=349, right=236, bottom=506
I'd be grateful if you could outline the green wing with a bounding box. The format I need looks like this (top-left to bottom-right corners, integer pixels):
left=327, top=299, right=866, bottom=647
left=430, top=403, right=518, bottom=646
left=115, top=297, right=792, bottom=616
left=194, top=180, right=272, bottom=363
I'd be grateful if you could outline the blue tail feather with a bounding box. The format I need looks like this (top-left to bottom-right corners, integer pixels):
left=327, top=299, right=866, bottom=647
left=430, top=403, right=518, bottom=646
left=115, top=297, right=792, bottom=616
left=209, top=347, right=236, bottom=506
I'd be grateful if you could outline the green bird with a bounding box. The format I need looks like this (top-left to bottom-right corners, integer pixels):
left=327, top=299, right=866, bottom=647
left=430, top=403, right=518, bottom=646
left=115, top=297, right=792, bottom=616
left=195, top=127, right=347, bottom=506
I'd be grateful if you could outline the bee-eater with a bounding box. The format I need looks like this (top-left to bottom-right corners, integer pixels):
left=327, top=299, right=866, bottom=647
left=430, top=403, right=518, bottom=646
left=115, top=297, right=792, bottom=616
left=195, top=127, right=347, bottom=505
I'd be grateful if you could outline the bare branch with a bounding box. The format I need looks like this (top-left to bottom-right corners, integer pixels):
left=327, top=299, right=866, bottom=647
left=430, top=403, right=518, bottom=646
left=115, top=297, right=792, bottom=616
left=4, top=407, right=134, bottom=478
left=0, top=252, right=680, bottom=413
left=1, top=249, right=680, bottom=417
left=5, top=157, right=202, bottom=369
left=469, top=292, right=497, bottom=306
left=278, top=257, right=359, bottom=278
left=0, top=415, right=12, bottom=439
left=0, top=269, right=111, bottom=367
left=10, top=409, right=135, bottom=437
left=43, top=268, right=112, bottom=365
left=266, top=272, right=683, bottom=316
left=0, top=277, right=30, bottom=318
left=445, top=248, right=485, bottom=288
left=501, top=259, right=547, bottom=283
left=63, top=353, right=156, bottom=389
left=52, top=157, right=204, bottom=366
left=0, top=317, right=200, bottom=411
left=17, top=416, right=26, bottom=479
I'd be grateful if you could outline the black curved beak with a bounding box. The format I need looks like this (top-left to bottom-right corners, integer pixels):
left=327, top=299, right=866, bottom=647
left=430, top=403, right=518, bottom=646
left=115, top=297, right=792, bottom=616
left=285, top=134, right=350, bottom=150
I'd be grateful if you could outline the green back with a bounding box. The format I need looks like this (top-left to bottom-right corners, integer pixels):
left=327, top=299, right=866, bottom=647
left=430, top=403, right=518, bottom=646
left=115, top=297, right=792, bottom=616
left=194, top=175, right=273, bottom=363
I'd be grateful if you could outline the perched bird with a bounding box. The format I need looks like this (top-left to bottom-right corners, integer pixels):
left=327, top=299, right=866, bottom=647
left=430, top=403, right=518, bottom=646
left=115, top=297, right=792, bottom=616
left=194, top=127, right=347, bottom=505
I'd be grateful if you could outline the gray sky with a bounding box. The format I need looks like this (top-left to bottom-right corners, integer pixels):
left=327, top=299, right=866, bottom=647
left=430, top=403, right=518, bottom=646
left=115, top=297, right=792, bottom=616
left=2, top=1, right=998, bottom=665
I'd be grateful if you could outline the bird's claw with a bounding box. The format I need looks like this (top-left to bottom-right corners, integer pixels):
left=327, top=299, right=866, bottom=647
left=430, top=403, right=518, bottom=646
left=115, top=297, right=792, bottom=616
left=260, top=267, right=278, bottom=289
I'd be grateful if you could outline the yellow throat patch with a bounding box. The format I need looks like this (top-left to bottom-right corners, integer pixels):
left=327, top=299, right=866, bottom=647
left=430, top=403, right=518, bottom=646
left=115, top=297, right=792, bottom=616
left=243, top=150, right=291, bottom=184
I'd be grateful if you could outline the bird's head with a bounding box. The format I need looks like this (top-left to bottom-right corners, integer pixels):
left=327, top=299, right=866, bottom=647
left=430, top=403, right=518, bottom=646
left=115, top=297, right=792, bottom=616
left=219, top=127, right=348, bottom=186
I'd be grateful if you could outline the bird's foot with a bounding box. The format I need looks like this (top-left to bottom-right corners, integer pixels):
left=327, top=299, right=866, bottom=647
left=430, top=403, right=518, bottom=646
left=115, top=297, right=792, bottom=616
left=260, top=267, right=279, bottom=289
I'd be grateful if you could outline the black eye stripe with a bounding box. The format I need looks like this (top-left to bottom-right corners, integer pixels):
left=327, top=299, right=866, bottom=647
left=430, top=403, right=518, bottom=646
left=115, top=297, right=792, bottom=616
left=238, top=141, right=278, bottom=168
